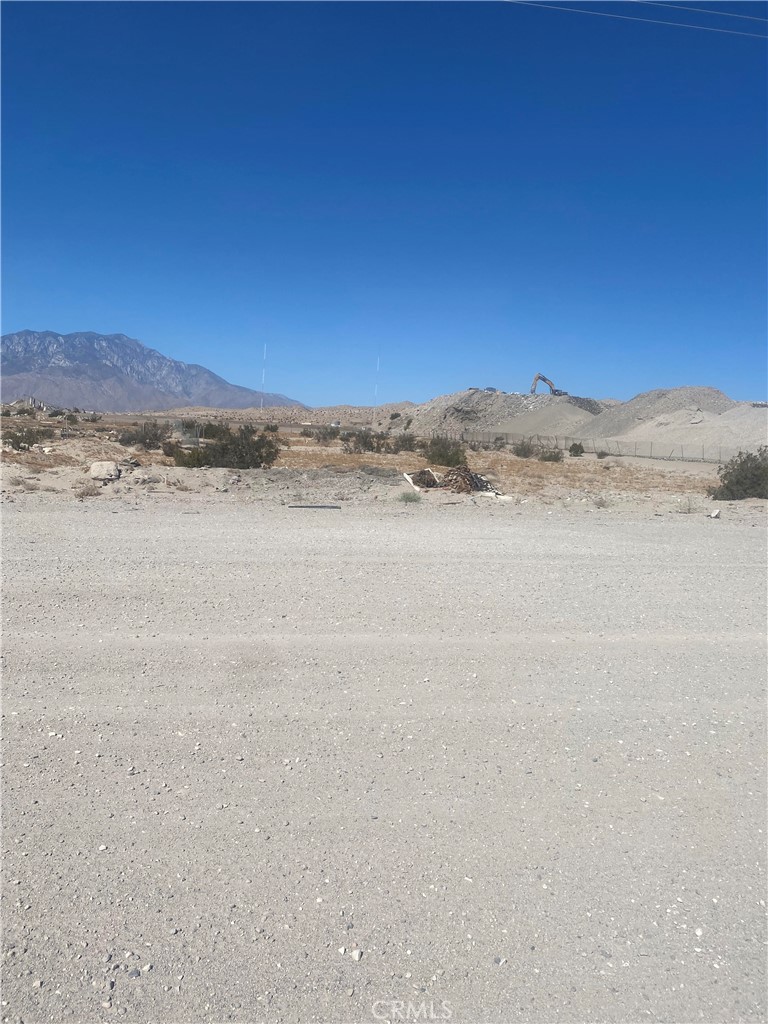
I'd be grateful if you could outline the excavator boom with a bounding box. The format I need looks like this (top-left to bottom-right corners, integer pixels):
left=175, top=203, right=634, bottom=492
left=530, top=373, right=568, bottom=396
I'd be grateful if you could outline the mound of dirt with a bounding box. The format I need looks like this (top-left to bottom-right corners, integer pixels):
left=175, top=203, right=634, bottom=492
left=401, top=390, right=612, bottom=437
left=585, top=387, right=736, bottom=440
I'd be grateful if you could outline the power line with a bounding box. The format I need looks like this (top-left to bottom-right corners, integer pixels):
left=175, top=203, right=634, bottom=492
left=505, top=0, right=768, bottom=37
left=631, top=1, right=768, bottom=22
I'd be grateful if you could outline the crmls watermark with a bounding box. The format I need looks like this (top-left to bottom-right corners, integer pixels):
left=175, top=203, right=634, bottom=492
left=371, top=999, right=452, bottom=1021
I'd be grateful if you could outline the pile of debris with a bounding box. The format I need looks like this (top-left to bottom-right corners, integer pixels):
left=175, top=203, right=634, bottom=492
left=409, top=468, right=440, bottom=489
left=440, top=465, right=495, bottom=493
left=404, top=465, right=497, bottom=495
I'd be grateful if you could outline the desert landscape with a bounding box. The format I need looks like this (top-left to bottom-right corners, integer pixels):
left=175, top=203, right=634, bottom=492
left=4, top=0, right=766, bottom=1018
left=1, top=387, right=766, bottom=1024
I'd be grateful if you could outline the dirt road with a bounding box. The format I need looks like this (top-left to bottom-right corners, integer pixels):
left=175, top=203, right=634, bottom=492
left=2, top=493, right=766, bottom=1023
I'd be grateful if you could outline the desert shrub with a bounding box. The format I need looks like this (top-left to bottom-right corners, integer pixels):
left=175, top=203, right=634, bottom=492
left=264, top=423, right=279, bottom=432
left=404, top=418, right=413, bottom=431
left=167, top=428, right=280, bottom=469
left=512, top=438, right=537, bottom=458
left=82, top=413, right=102, bottom=423
left=1, top=409, right=10, bottom=417
left=712, top=447, right=768, bottom=500
left=386, top=433, right=416, bottom=454
left=167, top=444, right=210, bottom=467
left=47, top=408, right=65, bottom=418
left=342, top=430, right=388, bottom=454
left=419, top=436, right=466, bottom=467
left=119, top=421, right=171, bottom=449
left=596, top=450, right=610, bottom=459
left=468, top=436, right=507, bottom=453
left=569, top=442, right=585, bottom=457
left=74, top=481, right=101, bottom=499
left=200, top=422, right=231, bottom=440
left=398, top=491, right=421, bottom=503
left=299, top=427, right=314, bottom=437
left=314, top=426, right=341, bottom=444
left=14, top=406, right=36, bottom=417
left=390, top=412, right=401, bottom=420
left=65, top=413, right=78, bottom=424
left=9, top=476, right=40, bottom=490
left=2, top=426, right=53, bottom=449
left=180, top=418, right=197, bottom=431
left=539, top=448, right=563, bottom=463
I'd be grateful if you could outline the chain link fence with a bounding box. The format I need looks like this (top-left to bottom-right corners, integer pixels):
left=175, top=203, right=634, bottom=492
left=434, top=429, right=742, bottom=464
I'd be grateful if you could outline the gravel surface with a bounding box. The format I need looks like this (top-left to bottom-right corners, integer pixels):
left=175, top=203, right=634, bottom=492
left=2, top=493, right=766, bottom=1023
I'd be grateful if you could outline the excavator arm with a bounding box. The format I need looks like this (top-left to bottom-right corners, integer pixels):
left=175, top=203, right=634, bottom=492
left=530, top=373, right=568, bottom=396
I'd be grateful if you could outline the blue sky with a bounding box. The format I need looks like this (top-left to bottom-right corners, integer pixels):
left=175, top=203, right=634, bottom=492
left=2, top=1, right=766, bottom=405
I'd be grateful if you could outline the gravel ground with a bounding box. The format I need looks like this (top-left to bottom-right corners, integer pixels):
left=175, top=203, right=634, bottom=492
left=2, top=492, right=766, bottom=1024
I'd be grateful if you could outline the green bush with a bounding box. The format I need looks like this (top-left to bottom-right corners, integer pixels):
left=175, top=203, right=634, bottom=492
left=200, top=422, right=231, bottom=440
left=398, top=491, right=421, bottom=503
left=390, top=412, right=401, bottom=420
left=712, top=447, right=768, bottom=500
left=299, top=427, right=314, bottom=437
left=119, top=421, right=171, bottom=449
left=2, top=426, right=54, bottom=449
left=65, top=413, right=78, bottom=425
left=166, top=428, right=280, bottom=469
left=14, top=406, right=36, bottom=417
left=596, top=450, right=610, bottom=459
left=539, top=448, right=563, bottom=462
left=569, top=442, right=585, bottom=457
left=512, top=438, right=536, bottom=458
left=314, top=426, right=341, bottom=444
left=47, top=408, right=65, bottom=418
left=387, top=433, right=417, bottom=454
left=342, top=430, right=388, bottom=454
left=419, top=436, right=466, bottom=467
left=264, top=423, right=279, bottom=432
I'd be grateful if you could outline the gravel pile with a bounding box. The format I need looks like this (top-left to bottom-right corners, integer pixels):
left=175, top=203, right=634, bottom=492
left=585, top=387, right=736, bottom=440
left=400, top=390, right=612, bottom=437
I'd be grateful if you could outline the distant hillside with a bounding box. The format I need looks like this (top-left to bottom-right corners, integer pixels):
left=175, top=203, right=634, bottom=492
left=0, top=331, right=304, bottom=412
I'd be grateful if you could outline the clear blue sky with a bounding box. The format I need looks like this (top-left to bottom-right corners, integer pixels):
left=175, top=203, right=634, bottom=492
left=3, top=1, right=766, bottom=405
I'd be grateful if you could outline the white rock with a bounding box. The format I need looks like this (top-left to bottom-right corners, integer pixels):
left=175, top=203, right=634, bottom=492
left=90, top=461, right=121, bottom=482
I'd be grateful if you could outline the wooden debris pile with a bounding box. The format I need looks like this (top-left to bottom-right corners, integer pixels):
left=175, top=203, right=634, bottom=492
left=440, top=465, right=495, bottom=493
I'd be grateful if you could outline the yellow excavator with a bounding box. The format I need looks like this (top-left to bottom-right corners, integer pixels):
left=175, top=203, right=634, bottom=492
left=530, top=373, right=568, bottom=396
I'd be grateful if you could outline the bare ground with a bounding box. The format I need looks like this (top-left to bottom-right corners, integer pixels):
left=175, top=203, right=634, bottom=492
left=1, top=442, right=766, bottom=1024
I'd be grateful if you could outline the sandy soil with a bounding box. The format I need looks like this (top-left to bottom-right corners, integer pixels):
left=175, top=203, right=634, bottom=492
left=1, top=466, right=766, bottom=1023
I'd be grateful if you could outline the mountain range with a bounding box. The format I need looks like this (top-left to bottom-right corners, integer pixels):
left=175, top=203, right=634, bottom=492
left=0, top=331, right=304, bottom=412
